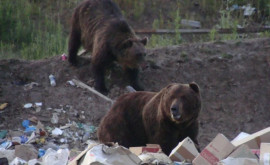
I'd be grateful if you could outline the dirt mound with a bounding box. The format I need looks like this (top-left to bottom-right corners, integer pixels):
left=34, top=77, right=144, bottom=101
left=1, top=38, right=270, bottom=149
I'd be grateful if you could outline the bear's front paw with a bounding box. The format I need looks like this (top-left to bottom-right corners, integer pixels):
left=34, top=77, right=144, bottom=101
left=131, top=83, right=144, bottom=91
left=95, top=85, right=108, bottom=95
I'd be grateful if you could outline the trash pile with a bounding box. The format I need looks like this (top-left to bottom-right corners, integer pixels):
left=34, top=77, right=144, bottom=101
left=2, top=125, right=270, bottom=164
left=0, top=116, right=98, bottom=165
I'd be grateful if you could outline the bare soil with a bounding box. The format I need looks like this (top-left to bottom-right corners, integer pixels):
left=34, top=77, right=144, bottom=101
left=1, top=38, right=270, bottom=151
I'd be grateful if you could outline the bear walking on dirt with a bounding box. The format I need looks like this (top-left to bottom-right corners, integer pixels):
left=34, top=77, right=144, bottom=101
left=68, top=0, right=148, bottom=94
left=97, top=82, right=201, bottom=155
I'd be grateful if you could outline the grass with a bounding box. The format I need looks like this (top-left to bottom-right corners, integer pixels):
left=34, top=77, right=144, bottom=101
left=1, top=0, right=270, bottom=59
left=0, top=0, right=69, bottom=60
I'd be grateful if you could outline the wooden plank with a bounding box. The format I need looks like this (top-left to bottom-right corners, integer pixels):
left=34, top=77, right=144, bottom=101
left=135, top=27, right=270, bottom=35
left=72, top=79, right=114, bottom=105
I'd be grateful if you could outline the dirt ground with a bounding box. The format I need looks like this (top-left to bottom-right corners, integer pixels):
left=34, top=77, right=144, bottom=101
left=1, top=37, right=270, bottom=152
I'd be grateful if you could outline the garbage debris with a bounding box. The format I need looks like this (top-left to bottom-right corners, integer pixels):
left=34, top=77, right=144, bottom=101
left=260, top=143, right=270, bottom=164
left=181, top=19, right=201, bottom=28
left=0, top=103, right=8, bottom=110
left=0, top=148, right=15, bottom=163
left=24, top=82, right=39, bottom=90
left=23, top=103, right=33, bottom=109
left=49, top=74, right=56, bottom=87
left=0, top=130, right=7, bottom=139
left=15, top=144, right=38, bottom=161
left=129, top=144, right=161, bottom=156
left=52, top=128, right=63, bottom=136
left=169, top=137, right=199, bottom=162
left=69, top=143, right=141, bottom=165
left=139, top=152, right=173, bottom=164
left=61, top=53, right=67, bottom=61
left=218, top=157, right=259, bottom=165
left=51, top=113, right=59, bottom=124
left=67, top=80, right=75, bottom=86
left=232, top=127, right=270, bottom=149
left=42, top=148, right=69, bottom=165
left=193, top=134, right=235, bottom=165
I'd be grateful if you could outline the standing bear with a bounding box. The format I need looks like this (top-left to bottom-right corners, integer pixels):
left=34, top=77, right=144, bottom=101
left=68, top=0, right=148, bottom=94
left=97, top=82, right=201, bottom=155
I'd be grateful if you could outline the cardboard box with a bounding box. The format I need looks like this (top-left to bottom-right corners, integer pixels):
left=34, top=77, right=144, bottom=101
left=129, top=144, right=161, bottom=156
left=192, top=134, right=235, bottom=165
left=260, top=143, right=270, bottom=165
left=169, top=137, right=199, bottom=162
left=232, top=127, right=270, bottom=149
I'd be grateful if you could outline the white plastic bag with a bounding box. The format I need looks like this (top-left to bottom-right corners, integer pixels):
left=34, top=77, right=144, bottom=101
left=42, top=148, right=69, bottom=165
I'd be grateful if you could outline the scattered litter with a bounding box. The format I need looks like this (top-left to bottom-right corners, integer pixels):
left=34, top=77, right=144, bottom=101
left=218, top=157, right=259, bottom=165
left=15, top=144, right=38, bottom=161
left=67, top=80, right=75, bottom=86
left=52, top=128, right=63, bottom=136
left=49, top=74, right=56, bottom=87
left=0, top=103, right=8, bottom=110
left=193, top=134, right=235, bottom=165
left=260, top=143, right=270, bottom=164
left=10, top=157, right=27, bottom=165
left=24, top=82, right=39, bottom=90
left=69, top=143, right=141, bottom=165
left=232, top=127, right=270, bottom=149
left=0, top=148, right=15, bottom=163
left=169, top=137, right=199, bottom=162
left=34, top=102, right=42, bottom=107
left=243, top=4, right=256, bottom=17
left=23, top=103, right=33, bottom=109
left=181, top=19, right=201, bottom=28
left=42, top=148, right=69, bottom=165
left=0, top=130, right=8, bottom=139
left=28, top=116, right=38, bottom=123
left=51, top=113, right=59, bottom=124
left=139, top=152, right=173, bottom=165
left=0, top=141, right=12, bottom=149
left=129, top=144, right=161, bottom=156
left=61, top=53, right=67, bottom=61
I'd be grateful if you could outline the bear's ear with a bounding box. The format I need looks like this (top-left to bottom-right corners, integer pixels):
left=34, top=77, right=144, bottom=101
left=120, top=39, right=133, bottom=50
left=189, top=82, right=200, bottom=93
left=141, top=37, right=148, bottom=46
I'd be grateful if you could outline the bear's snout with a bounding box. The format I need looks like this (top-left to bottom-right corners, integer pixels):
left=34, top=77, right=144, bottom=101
left=170, top=105, right=181, bottom=120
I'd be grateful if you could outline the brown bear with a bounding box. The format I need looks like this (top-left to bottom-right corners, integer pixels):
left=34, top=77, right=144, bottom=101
left=68, top=0, right=147, bottom=94
left=97, top=82, right=201, bottom=155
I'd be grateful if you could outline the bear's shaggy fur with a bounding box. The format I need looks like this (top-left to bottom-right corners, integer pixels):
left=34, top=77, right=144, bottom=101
left=68, top=0, right=147, bottom=94
left=97, top=83, right=201, bottom=155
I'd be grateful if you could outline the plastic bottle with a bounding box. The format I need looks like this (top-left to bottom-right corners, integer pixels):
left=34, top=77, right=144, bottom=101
left=49, top=74, right=56, bottom=87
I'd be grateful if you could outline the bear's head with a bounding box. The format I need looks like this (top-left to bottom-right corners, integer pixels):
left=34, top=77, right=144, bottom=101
left=116, top=37, right=148, bottom=69
left=160, top=82, right=201, bottom=124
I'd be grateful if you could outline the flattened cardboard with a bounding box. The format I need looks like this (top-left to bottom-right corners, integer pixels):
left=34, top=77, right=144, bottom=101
left=260, top=143, right=270, bottom=165
left=232, top=127, right=270, bottom=149
left=169, top=137, right=199, bottom=162
left=192, top=134, right=235, bottom=165
left=129, top=144, right=161, bottom=156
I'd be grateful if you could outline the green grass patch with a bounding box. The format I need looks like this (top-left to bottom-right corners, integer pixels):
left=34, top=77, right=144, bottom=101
left=0, top=0, right=68, bottom=60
